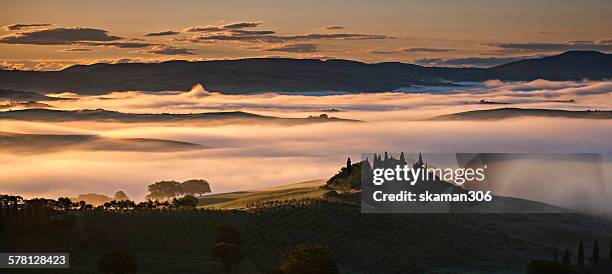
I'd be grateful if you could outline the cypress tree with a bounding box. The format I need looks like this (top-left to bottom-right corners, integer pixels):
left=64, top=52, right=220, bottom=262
left=578, top=242, right=584, bottom=269
left=593, top=240, right=599, bottom=265
left=562, top=248, right=571, bottom=265
left=346, top=157, right=352, bottom=175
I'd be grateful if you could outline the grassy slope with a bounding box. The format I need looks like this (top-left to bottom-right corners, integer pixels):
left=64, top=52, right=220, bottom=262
left=197, top=179, right=327, bottom=209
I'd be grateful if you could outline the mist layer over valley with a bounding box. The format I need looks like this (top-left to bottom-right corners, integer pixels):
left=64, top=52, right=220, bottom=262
left=1, top=80, right=611, bottom=213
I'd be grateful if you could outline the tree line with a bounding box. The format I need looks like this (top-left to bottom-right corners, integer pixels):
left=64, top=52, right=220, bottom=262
left=145, top=179, right=211, bottom=201
left=527, top=240, right=612, bottom=274
left=1, top=178, right=211, bottom=224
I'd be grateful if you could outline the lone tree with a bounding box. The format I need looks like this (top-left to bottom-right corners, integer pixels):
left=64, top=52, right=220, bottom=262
left=345, top=157, right=352, bottom=175
left=98, top=249, right=137, bottom=274
left=114, top=191, right=129, bottom=201
left=578, top=242, right=585, bottom=269
left=593, top=240, right=600, bottom=265
left=279, top=244, right=339, bottom=274
left=180, top=179, right=211, bottom=197
left=147, top=180, right=182, bottom=200
left=212, top=242, right=243, bottom=272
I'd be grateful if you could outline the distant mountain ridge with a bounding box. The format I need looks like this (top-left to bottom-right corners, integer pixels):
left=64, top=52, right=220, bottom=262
left=0, top=51, right=610, bottom=94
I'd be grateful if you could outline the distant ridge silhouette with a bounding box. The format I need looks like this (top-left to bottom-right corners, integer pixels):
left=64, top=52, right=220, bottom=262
left=0, top=51, right=610, bottom=94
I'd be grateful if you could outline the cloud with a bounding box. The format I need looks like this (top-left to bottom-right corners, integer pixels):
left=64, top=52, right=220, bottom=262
left=0, top=60, right=76, bottom=71
left=364, top=47, right=456, bottom=55
left=45, top=79, right=612, bottom=120
left=229, top=29, right=276, bottom=35
left=181, top=22, right=391, bottom=44
left=183, top=26, right=224, bottom=33
left=0, top=27, right=122, bottom=45
left=184, top=22, right=261, bottom=33
left=400, top=47, right=456, bottom=53
left=190, top=32, right=392, bottom=43
left=221, top=22, right=261, bottom=29
left=365, top=50, right=396, bottom=55
left=485, top=39, right=612, bottom=53
left=415, top=56, right=530, bottom=68
left=4, top=23, right=53, bottom=31
left=89, top=57, right=172, bottom=65
left=0, top=60, right=31, bottom=70
left=33, top=62, right=72, bottom=71
left=413, top=57, right=443, bottom=65
left=323, top=26, right=344, bottom=30
left=77, top=41, right=157, bottom=48
left=3, top=80, right=612, bottom=205
left=140, top=45, right=196, bottom=55
left=61, top=48, right=93, bottom=52
left=293, top=33, right=391, bottom=41
left=259, top=44, right=319, bottom=53
left=185, top=83, right=211, bottom=98
left=145, top=30, right=180, bottom=37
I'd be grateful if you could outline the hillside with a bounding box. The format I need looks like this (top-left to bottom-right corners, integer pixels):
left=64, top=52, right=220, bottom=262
left=4, top=176, right=612, bottom=273
left=489, top=51, right=612, bottom=81
left=0, top=108, right=358, bottom=124
left=198, top=180, right=326, bottom=209
left=0, top=88, right=60, bottom=101
left=430, top=107, right=612, bottom=120
left=0, top=51, right=609, bottom=94
left=0, top=131, right=207, bottom=153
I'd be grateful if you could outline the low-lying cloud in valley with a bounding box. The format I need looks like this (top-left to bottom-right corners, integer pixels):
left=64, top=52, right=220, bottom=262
left=0, top=80, right=611, bottom=213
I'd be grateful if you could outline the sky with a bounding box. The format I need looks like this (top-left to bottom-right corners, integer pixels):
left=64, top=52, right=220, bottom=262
left=0, top=0, right=611, bottom=70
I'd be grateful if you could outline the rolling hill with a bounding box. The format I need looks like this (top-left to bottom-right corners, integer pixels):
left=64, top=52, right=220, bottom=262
left=0, top=51, right=609, bottom=94
left=0, top=108, right=358, bottom=124
left=430, top=107, right=612, bottom=120
left=4, top=170, right=612, bottom=273
left=198, top=180, right=327, bottom=209
left=0, top=131, right=207, bottom=153
left=0, top=88, right=61, bottom=101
